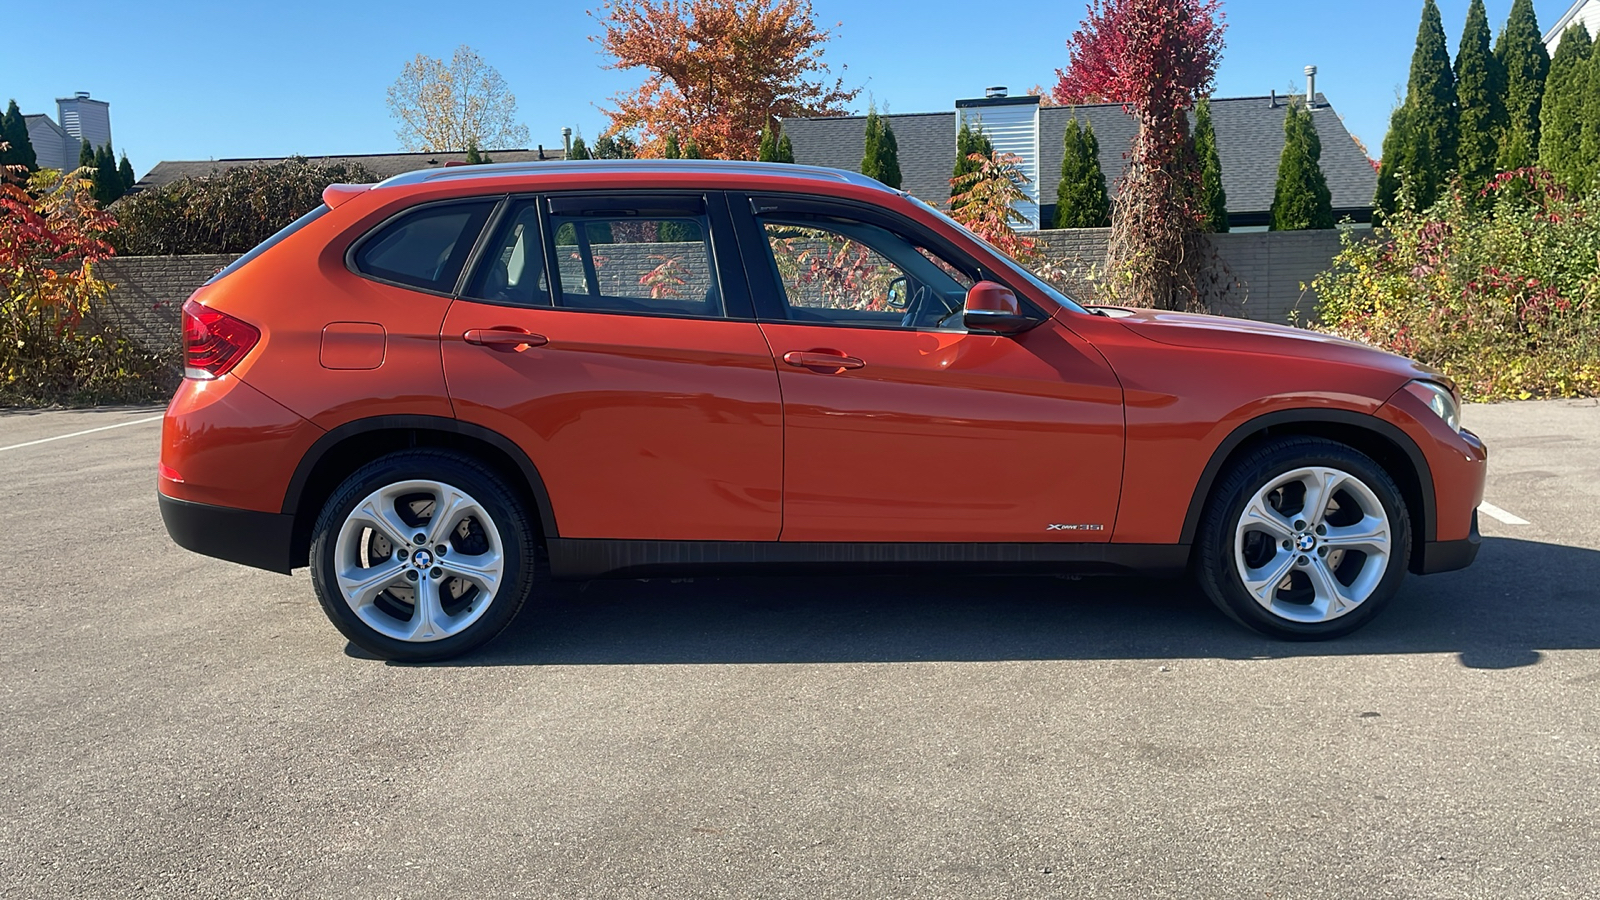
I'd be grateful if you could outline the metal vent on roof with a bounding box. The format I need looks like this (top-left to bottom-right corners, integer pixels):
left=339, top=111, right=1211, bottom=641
left=985, top=86, right=1008, bottom=99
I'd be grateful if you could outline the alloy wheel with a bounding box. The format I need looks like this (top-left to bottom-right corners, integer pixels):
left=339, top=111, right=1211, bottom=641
left=332, top=479, right=505, bottom=643
left=1232, top=466, right=1393, bottom=624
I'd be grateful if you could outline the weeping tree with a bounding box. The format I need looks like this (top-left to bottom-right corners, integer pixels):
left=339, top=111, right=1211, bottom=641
left=1052, top=0, right=1226, bottom=309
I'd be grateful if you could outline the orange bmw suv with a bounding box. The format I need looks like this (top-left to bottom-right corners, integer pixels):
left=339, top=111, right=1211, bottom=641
left=159, top=161, right=1486, bottom=661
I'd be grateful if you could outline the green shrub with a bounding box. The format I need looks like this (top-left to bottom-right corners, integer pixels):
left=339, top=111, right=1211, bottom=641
left=109, top=157, right=377, bottom=255
left=1314, top=169, right=1600, bottom=400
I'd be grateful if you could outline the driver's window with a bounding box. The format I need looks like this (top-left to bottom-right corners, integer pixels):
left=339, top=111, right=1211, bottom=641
left=760, top=217, right=972, bottom=329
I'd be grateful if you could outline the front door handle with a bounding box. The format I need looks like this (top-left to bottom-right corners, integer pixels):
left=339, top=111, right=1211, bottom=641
left=783, top=350, right=865, bottom=371
left=463, top=328, right=548, bottom=352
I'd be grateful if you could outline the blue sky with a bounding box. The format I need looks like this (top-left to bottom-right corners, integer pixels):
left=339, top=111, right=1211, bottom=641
left=3, top=0, right=1581, bottom=179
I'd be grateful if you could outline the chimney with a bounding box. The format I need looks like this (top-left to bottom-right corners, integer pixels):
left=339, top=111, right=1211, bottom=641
left=561, top=127, right=572, bottom=155
left=985, top=85, right=1008, bottom=99
left=1305, top=66, right=1318, bottom=107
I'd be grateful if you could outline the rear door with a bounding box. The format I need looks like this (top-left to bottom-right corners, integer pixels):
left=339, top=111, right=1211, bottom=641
left=442, top=191, right=783, bottom=541
left=730, top=193, right=1125, bottom=543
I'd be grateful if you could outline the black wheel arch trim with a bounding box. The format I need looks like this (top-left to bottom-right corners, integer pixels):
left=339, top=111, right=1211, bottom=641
left=1178, top=408, right=1437, bottom=547
left=281, top=415, right=560, bottom=539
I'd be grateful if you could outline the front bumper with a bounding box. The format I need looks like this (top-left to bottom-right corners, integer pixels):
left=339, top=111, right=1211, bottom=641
left=159, top=492, right=296, bottom=574
left=1415, top=509, right=1481, bottom=574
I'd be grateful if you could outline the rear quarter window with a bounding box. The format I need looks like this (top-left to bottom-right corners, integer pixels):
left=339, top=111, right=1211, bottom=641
left=351, top=199, right=498, bottom=293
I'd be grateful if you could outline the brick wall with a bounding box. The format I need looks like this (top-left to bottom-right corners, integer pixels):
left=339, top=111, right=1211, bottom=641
left=95, top=229, right=1349, bottom=350
left=95, top=255, right=237, bottom=351
left=1034, top=228, right=1348, bottom=324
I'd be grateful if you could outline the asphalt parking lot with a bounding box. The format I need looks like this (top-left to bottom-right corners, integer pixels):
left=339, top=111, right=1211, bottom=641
left=2, top=400, right=1597, bottom=899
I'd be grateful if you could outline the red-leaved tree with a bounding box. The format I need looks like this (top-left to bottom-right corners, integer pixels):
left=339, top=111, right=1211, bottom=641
left=592, top=0, right=859, bottom=160
left=1052, top=0, right=1226, bottom=309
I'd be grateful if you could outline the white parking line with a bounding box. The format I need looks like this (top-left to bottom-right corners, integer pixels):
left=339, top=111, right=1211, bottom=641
left=0, top=415, right=163, bottom=453
left=1478, top=502, right=1531, bottom=526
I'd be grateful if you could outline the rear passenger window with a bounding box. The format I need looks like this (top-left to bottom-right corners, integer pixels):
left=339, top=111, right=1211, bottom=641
left=464, top=200, right=550, bottom=307
left=353, top=200, right=496, bottom=293
left=545, top=198, right=722, bottom=318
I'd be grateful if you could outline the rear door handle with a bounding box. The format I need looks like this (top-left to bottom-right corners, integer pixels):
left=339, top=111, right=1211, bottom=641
left=463, top=328, right=548, bottom=351
left=783, top=350, right=865, bottom=370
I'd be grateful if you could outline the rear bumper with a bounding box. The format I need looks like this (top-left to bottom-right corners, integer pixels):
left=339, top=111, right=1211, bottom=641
left=1416, top=509, right=1482, bottom=575
left=159, top=492, right=296, bottom=574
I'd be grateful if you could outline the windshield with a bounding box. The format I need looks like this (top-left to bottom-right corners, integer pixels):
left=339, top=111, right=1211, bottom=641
left=906, top=195, right=1088, bottom=315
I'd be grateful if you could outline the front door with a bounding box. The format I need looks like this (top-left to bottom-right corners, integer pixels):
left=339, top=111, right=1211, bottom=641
left=443, top=192, right=783, bottom=541
left=733, top=196, right=1125, bottom=543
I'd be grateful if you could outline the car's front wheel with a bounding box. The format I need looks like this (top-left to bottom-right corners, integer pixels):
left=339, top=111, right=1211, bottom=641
left=1196, top=437, right=1412, bottom=639
left=309, top=451, right=536, bottom=661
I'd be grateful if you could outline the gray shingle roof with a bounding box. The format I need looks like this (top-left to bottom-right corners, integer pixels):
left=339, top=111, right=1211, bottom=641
left=783, top=95, right=1379, bottom=224
left=134, top=148, right=568, bottom=190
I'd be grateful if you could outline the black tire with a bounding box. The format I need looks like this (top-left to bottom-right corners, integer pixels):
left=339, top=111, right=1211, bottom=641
left=309, top=450, right=537, bottom=662
left=1195, top=437, right=1412, bottom=640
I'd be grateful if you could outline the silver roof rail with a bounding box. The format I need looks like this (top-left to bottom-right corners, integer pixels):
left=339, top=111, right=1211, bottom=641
left=374, top=158, right=897, bottom=193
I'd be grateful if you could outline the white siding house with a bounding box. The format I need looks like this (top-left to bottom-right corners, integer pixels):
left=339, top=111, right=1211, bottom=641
left=957, top=91, right=1042, bottom=230
left=1545, top=0, right=1600, bottom=51
left=23, top=115, right=77, bottom=172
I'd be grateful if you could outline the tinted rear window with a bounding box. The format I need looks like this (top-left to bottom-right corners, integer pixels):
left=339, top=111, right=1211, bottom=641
left=206, top=204, right=329, bottom=285
left=353, top=200, right=497, bottom=293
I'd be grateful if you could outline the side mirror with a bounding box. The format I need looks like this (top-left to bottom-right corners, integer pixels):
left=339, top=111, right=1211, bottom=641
left=962, top=281, right=1033, bottom=335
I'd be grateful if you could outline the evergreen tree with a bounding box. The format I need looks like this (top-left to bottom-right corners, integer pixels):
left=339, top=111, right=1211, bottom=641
left=1374, top=103, right=1409, bottom=223
left=1193, top=98, right=1228, bottom=232
left=568, top=132, right=591, bottom=160
left=757, top=122, right=778, bottom=162
left=683, top=137, right=702, bottom=159
left=951, top=120, right=994, bottom=204
left=79, top=139, right=94, bottom=169
left=93, top=143, right=122, bottom=205
left=464, top=141, right=484, bottom=164
left=1455, top=0, right=1506, bottom=192
left=775, top=132, right=794, bottom=163
left=1271, top=101, right=1334, bottom=231
left=1054, top=116, right=1111, bottom=229
left=1494, top=0, right=1550, bottom=169
left=663, top=130, right=682, bottom=159
left=1539, top=23, right=1593, bottom=190
left=860, top=106, right=902, bottom=189
left=118, top=152, right=135, bottom=192
left=1402, top=0, right=1458, bottom=211
left=1, top=99, right=39, bottom=170
left=1583, top=43, right=1600, bottom=192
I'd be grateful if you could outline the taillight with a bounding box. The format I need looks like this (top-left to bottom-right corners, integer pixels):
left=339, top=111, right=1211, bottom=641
left=183, top=299, right=260, bottom=380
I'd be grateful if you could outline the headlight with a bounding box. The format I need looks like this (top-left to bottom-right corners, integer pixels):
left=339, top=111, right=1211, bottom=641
left=1407, top=380, right=1461, bottom=433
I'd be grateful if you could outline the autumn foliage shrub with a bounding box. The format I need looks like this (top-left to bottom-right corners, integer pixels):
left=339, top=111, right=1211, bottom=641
left=1313, top=169, right=1600, bottom=400
left=1, top=163, right=174, bottom=406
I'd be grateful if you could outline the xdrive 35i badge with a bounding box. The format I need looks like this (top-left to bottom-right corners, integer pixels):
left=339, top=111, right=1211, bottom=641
left=1047, top=524, right=1105, bottom=531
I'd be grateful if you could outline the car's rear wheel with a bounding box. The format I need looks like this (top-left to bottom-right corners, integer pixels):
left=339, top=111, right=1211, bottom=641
left=309, top=451, right=536, bottom=661
left=1196, top=437, right=1411, bottom=639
